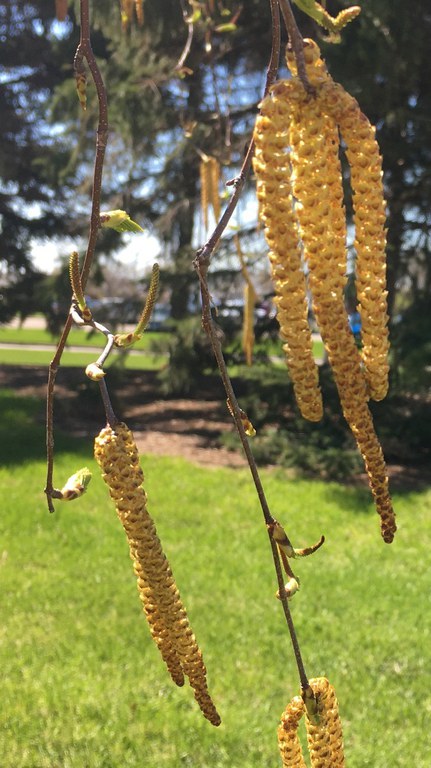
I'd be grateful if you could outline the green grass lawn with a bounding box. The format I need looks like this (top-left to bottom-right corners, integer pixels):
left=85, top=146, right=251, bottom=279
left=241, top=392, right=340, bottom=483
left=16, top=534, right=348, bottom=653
left=1, top=389, right=430, bottom=767
left=0, top=346, right=164, bottom=370
left=0, top=325, right=325, bottom=372
left=0, top=326, right=161, bottom=349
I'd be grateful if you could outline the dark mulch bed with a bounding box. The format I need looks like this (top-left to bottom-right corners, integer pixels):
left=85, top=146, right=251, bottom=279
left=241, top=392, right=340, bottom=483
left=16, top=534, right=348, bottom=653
left=1, top=364, right=430, bottom=485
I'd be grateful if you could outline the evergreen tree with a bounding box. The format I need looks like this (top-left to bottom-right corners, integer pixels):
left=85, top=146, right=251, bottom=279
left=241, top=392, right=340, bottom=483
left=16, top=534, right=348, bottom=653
left=319, top=0, right=431, bottom=386
left=0, top=1, right=76, bottom=321
left=2, top=0, right=430, bottom=389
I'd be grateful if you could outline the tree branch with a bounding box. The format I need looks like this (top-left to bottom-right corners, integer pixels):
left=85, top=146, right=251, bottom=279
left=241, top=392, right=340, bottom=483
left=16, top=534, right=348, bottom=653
left=194, top=0, right=311, bottom=690
left=45, top=0, right=109, bottom=512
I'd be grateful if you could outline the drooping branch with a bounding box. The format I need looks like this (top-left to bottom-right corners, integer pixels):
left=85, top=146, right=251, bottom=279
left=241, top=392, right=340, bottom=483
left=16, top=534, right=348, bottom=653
left=194, top=0, right=315, bottom=693
left=45, top=0, right=109, bottom=512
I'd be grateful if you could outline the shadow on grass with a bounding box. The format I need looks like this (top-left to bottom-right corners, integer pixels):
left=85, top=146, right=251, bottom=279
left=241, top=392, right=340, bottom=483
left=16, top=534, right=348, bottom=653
left=0, top=390, right=87, bottom=465
left=321, top=482, right=372, bottom=515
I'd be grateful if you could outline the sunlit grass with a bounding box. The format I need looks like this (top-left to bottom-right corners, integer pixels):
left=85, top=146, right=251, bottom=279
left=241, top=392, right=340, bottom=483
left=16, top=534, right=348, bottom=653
left=0, top=347, right=164, bottom=370
left=1, top=389, right=430, bottom=767
left=0, top=325, right=325, bottom=372
left=0, top=326, right=161, bottom=348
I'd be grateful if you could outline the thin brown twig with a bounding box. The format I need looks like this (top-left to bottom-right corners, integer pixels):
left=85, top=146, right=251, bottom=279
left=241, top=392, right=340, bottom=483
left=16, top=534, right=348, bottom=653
left=45, top=0, right=109, bottom=512
left=194, top=0, right=311, bottom=690
left=176, top=0, right=204, bottom=73
left=277, top=0, right=315, bottom=94
left=99, top=378, right=119, bottom=427
left=175, top=18, right=194, bottom=72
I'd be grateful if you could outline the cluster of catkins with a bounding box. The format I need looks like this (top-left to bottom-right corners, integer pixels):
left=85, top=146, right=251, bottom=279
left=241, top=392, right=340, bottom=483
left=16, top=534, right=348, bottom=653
left=253, top=40, right=396, bottom=543
left=278, top=677, right=345, bottom=767
left=94, top=421, right=221, bottom=726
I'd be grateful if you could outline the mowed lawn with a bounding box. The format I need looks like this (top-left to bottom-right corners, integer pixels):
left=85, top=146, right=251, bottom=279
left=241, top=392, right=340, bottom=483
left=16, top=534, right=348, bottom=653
left=0, top=390, right=430, bottom=767
left=0, top=324, right=325, bottom=371
left=0, top=326, right=164, bottom=370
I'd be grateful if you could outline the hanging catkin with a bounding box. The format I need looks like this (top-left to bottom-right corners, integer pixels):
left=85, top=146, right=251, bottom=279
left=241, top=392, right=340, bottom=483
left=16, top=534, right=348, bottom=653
left=254, top=39, right=396, bottom=542
left=94, top=422, right=221, bottom=726
left=200, top=158, right=210, bottom=230
left=278, top=677, right=346, bottom=767
left=278, top=694, right=307, bottom=768
left=319, top=80, right=389, bottom=400
left=287, top=40, right=390, bottom=400
left=287, top=69, right=395, bottom=543
left=305, top=678, right=346, bottom=768
left=208, top=156, right=221, bottom=223
left=253, top=84, right=323, bottom=422
left=236, top=238, right=258, bottom=367
left=242, top=282, right=256, bottom=366
left=134, top=0, right=144, bottom=26
left=200, top=156, right=221, bottom=230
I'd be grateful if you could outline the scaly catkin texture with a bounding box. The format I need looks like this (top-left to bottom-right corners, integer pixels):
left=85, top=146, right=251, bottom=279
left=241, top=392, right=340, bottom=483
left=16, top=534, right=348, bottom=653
left=288, top=39, right=389, bottom=401
left=285, top=41, right=396, bottom=543
left=94, top=423, right=221, bottom=726
left=253, top=82, right=323, bottom=422
left=278, top=678, right=346, bottom=767
left=288, top=80, right=395, bottom=542
left=305, top=678, right=345, bottom=768
left=278, top=695, right=307, bottom=767
left=320, top=79, right=389, bottom=401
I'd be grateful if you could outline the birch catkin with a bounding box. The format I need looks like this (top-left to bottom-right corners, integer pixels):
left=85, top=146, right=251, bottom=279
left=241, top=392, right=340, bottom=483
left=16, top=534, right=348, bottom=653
left=94, top=422, right=221, bottom=726
left=320, top=80, right=389, bottom=400
left=278, top=695, right=307, bottom=768
left=200, top=156, right=221, bottom=230
left=305, top=678, right=346, bottom=768
left=254, top=39, right=396, bottom=542
left=253, top=85, right=323, bottom=422
left=278, top=678, right=346, bottom=768
left=288, top=74, right=396, bottom=543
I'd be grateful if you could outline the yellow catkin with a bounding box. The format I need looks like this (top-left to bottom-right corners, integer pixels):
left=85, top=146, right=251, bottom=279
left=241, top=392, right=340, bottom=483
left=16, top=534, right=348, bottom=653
left=278, top=678, right=346, bottom=767
left=242, top=282, right=256, bottom=366
left=120, top=0, right=134, bottom=29
left=208, top=156, right=221, bottom=223
left=200, top=158, right=210, bottom=230
left=305, top=678, right=345, bottom=768
left=94, top=423, right=221, bottom=725
left=278, top=695, right=307, bottom=768
left=134, top=0, right=144, bottom=26
left=253, top=82, right=323, bottom=422
left=236, top=241, right=257, bottom=367
left=286, top=41, right=396, bottom=543
left=285, top=39, right=390, bottom=402
left=320, top=80, right=389, bottom=400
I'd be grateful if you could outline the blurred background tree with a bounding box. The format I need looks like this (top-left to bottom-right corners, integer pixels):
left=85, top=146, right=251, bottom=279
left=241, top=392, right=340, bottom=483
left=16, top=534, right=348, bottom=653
left=0, top=0, right=430, bottom=466
left=0, top=2, right=77, bottom=322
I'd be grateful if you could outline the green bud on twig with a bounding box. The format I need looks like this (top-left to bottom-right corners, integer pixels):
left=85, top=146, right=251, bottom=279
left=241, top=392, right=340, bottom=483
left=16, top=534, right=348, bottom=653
left=60, top=467, right=92, bottom=501
left=99, top=209, right=144, bottom=233
left=276, top=577, right=300, bottom=601
left=85, top=363, right=106, bottom=381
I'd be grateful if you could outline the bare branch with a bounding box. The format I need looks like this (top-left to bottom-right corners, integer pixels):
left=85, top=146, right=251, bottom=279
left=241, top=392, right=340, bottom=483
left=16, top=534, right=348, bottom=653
left=278, top=0, right=315, bottom=94
left=194, top=0, right=312, bottom=689
left=45, top=0, right=109, bottom=512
